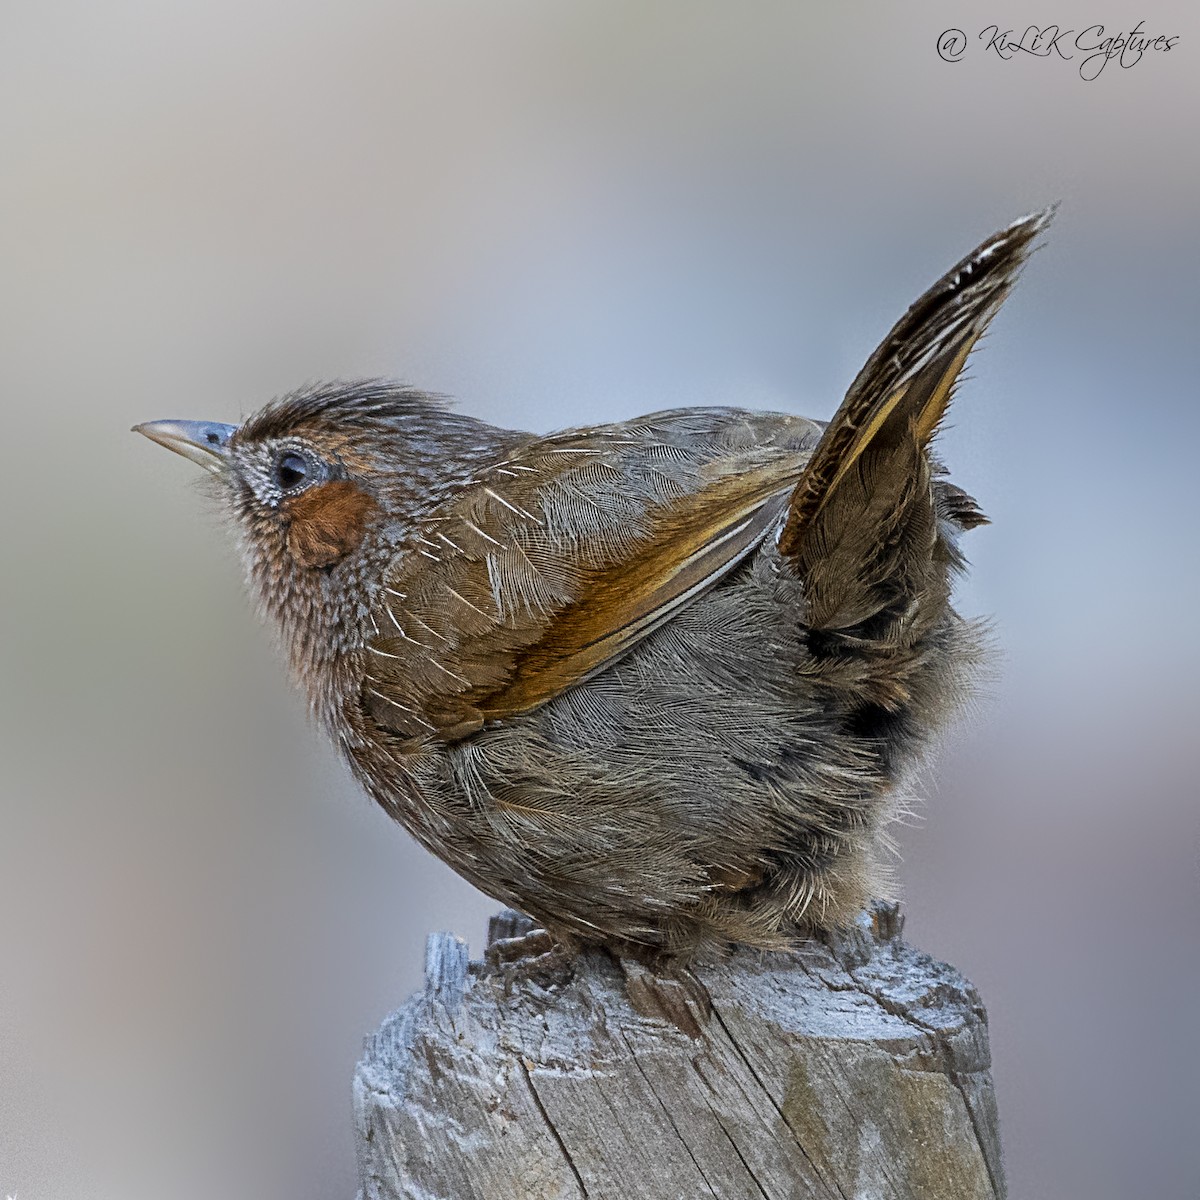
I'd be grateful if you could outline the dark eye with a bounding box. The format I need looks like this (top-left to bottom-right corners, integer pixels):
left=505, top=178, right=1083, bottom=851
left=275, top=451, right=311, bottom=491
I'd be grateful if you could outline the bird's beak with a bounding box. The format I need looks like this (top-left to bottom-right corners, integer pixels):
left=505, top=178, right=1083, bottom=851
left=133, top=419, right=237, bottom=475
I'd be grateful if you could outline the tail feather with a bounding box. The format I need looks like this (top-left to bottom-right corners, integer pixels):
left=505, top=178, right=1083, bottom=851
left=798, top=438, right=935, bottom=634
left=780, top=208, right=1051, bottom=645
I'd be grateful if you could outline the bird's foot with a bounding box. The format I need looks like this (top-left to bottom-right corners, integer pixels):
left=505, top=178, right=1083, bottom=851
left=618, top=957, right=712, bottom=1039
left=485, top=924, right=575, bottom=994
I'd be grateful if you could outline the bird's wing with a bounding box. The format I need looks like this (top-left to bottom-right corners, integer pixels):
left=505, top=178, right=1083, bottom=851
left=363, top=409, right=819, bottom=746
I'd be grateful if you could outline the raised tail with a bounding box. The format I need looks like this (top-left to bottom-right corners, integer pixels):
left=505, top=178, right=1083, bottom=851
left=779, top=208, right=1051, bottom=703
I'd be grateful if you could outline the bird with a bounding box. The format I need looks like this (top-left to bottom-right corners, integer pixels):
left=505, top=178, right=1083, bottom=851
left=135, top=209, right=1050, bottom=962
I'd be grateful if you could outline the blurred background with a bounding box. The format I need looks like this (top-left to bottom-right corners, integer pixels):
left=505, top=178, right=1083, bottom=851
left=1, top=2, right=1197, bottom=1197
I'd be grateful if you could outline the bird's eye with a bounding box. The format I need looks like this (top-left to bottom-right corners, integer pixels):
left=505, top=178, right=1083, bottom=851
left=275, top=451, right=312, bottom=492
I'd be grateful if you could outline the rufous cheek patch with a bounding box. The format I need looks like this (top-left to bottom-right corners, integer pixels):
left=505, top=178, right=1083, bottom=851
left=284, top=480, right=377, bottom=569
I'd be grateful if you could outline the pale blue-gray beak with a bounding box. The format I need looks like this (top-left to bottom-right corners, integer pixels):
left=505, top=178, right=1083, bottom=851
left=133, top=419, right=237, bottom=474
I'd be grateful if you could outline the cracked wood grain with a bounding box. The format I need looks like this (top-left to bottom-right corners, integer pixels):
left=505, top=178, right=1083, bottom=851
left=353, top=905, right=1004, bottom=1200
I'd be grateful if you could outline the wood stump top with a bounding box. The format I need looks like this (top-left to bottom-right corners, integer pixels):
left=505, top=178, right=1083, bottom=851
left=354, top=906, right=1004, bottom=1200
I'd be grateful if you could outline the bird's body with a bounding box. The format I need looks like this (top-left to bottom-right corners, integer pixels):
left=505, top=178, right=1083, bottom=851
left=325, top=402, right=980, bottom=955
left=137, top=210, right=1048, bottom=959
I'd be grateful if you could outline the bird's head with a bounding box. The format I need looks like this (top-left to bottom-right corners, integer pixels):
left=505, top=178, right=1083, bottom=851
left=135, top=380, right=508, bottom=723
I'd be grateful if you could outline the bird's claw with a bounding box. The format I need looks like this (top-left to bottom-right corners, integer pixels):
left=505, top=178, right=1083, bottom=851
left=485, top=927, right=575, bottom=994
left=618, top=957, right=712, bottom=1038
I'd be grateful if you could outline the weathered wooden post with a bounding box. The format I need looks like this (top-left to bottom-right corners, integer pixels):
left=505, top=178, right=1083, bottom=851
left=353, top=905, right=1003, bottom=1200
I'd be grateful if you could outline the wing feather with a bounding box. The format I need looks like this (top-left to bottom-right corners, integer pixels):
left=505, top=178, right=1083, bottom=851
left=363, top=413, right=819, bottom=747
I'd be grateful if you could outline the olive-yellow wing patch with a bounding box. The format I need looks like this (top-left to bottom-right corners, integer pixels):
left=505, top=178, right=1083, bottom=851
left=473, top=472, right=792, bottom=721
